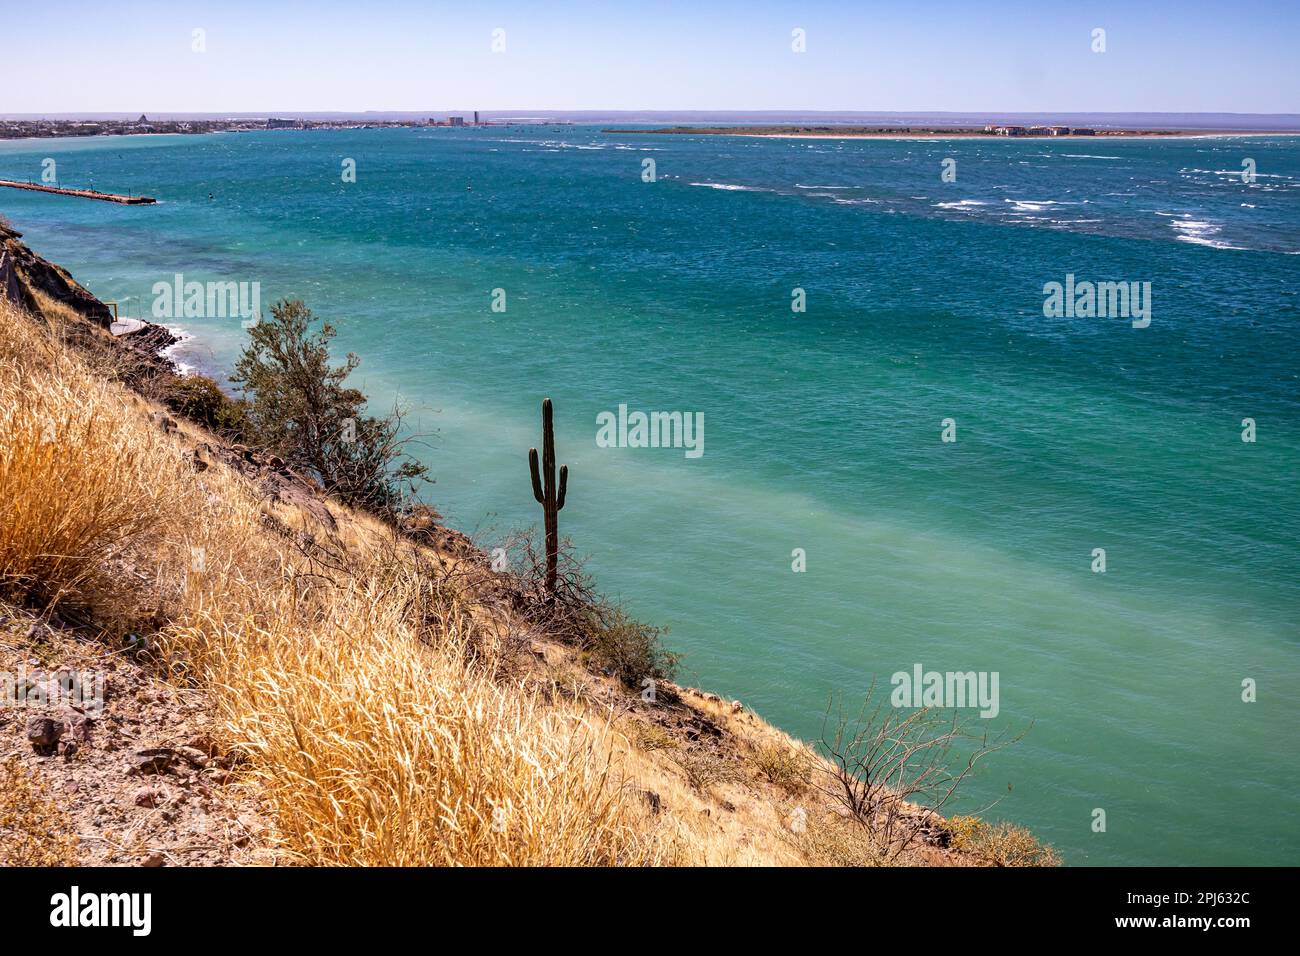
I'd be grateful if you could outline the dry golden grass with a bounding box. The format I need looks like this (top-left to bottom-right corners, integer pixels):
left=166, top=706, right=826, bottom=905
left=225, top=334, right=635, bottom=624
left=0, top=316, right=178, bottom=613
left=165, top=575, right=662, bottom=865
left=785, top=808, right=892, bottom=867
left=947, top=815, right=1061, bottom=867
left=671, top=748, right=742, bottom=792
left=0, top=758, right=80, bottom=866
left=625, top=720, right=679, bottom=753
left=750, top=741, right=813, bottom=795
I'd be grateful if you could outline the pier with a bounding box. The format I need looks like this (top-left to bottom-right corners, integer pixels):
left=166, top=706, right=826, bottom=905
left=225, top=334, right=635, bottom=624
left=0, top=179, right=156, bottom=204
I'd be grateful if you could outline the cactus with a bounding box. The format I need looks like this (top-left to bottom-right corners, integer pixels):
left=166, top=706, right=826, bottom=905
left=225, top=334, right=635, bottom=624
left=529, top=398, right=568, bottom=595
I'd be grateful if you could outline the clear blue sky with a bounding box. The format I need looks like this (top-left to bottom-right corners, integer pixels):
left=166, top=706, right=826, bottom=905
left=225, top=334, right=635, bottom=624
left=6, top=0, right=1297, bottom=113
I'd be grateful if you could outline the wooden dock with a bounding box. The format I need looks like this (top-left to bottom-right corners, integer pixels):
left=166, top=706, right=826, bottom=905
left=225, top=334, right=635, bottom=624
left=0, top=180, right=156, bottom=205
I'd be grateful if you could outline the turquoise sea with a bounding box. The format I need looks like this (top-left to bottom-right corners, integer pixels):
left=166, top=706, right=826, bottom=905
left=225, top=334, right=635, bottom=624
left=2, top=127, right=1297, bottom=865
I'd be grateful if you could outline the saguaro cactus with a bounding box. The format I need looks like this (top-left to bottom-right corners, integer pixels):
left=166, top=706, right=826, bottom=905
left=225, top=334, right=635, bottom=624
left=529, top=398, right=568, bottom=595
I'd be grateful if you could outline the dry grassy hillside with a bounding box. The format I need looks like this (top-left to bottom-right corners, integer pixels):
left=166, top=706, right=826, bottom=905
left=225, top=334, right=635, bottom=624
left=0, top=243, right=1057, bottom=867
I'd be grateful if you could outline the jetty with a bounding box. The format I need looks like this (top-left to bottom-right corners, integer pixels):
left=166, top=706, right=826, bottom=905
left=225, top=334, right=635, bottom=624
left=0, top=179, right=156, bottom=204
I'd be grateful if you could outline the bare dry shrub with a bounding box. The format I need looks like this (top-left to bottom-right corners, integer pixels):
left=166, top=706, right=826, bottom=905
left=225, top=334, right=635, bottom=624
left=816, top=682, right=1024, bottom=863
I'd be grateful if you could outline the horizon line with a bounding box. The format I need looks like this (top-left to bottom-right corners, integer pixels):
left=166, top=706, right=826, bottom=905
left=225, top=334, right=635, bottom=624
left=7, top=109, right=1300, bottom=114
left=8, top=109, right=1300, bottom=123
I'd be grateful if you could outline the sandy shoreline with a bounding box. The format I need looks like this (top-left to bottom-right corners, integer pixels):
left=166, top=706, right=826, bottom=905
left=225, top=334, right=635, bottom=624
left=605, top=125, right=1300, bottom=141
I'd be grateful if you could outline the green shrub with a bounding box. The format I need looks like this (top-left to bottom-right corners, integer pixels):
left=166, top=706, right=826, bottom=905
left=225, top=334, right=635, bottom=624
left=231, top=299, right=428, bottom=512
left=582, top=604, right=677, bottom=688
left=161, top=373, right=248, bottom=437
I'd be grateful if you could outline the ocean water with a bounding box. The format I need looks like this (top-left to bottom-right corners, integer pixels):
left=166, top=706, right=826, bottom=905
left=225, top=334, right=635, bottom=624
left=2, top=127, right=1297, bottom=865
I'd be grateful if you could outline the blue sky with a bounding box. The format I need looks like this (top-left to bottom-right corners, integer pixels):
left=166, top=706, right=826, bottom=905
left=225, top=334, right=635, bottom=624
left=6, top=0, right=1298, bottom=113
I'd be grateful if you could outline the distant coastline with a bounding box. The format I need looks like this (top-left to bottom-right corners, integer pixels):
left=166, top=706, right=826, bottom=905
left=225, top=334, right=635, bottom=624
left=608, top=124, right=1300, bottom=139
left=0, top=116, right=497, bottom=141
left=7, top=110, right=1300, bottom=142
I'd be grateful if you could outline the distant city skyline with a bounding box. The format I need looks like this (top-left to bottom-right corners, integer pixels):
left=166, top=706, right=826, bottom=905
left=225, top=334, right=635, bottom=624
left=7, top=111, right=1300, bottom=131
left=7, top=0, right=1299, bottom=114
